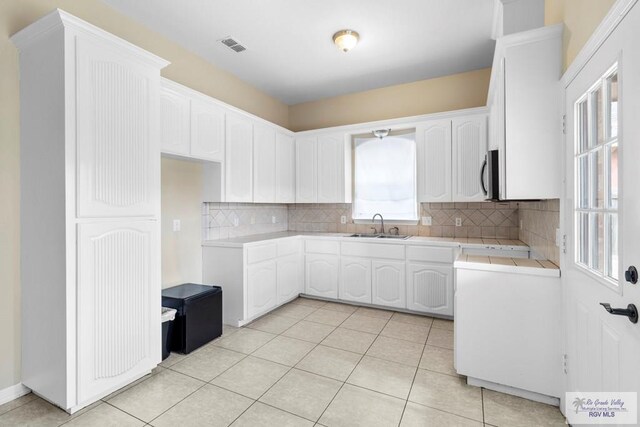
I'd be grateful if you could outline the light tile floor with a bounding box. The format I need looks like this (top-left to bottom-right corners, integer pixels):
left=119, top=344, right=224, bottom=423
left=0, top=298, right=567, bottom=426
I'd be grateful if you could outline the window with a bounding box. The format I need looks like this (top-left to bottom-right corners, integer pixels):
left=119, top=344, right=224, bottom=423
left=574, top=64, right=619, bottom=284
left=352, top=131, right=418, bottom=221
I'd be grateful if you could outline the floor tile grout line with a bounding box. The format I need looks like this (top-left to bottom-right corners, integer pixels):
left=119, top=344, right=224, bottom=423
left=397, top=323, right=429, bottom=427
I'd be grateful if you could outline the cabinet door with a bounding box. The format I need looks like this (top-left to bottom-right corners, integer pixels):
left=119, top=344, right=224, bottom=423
left=277, top=254, right=301, bottom=304
left=406, top=263, right=453, bottom=315
left=305, top=254, right=339, bottom=299
left=226, top=114, right=253, bottom=202
left=160, top=83, right=190, bottom=156
left=339, top=257, right=372, bottom=303
left=295, top=137, right=317, bottom=203
left=417, top=120, right=452, bottom=202
left=76, top=37, right=159, bottom=218
left=247, top=260, right=277, bottom=318
left=317, top=134, right=345, bottom=203
left=372, top=260, right=406, bottom=309
left=452, top=115, right=487, bottom=202
left=77, top=220, right=159, bottom=403
left=190, top=98, right=225, bottom=162
left=275, top=133, right=296, bottom=203
left=253, top=125, right=276, bottom=202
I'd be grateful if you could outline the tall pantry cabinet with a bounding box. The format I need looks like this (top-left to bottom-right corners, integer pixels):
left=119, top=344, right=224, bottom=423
left=12, top=10, right=169, bottom=413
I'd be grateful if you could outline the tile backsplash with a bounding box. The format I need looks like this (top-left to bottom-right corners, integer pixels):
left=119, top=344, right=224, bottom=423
left=203, top=203, right=288, bottom=240
left=518, top=199, right=560, bottom=264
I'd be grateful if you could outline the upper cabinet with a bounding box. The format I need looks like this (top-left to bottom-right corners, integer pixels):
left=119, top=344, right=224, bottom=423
left=275, top=133, right=296, bottom=203
left=190, top=98, right=225, bottom=162
left=253, top=125, right=276, bottom=202
left=452, top=115, right=487, bottom=202
left=225, top=113, right=254, bottom=202
left=295, top=136, right=318, bottom=203
left=295, top=133, right=348, bottom=204
left=160, top=82, right=190, bottom=156
left=488, top=24, right=563, bottom=200
left=417, top=120, right=452, bottom=203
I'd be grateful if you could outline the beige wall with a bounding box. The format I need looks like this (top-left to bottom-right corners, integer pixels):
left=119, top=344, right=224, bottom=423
left=545, top=0, right=616, bottom=70
left=288, top=68, right=491, bottom=132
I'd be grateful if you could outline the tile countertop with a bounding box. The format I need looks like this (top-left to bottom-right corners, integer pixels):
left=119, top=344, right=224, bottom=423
left=454, top=254, right=560, bottom=278
left=202, top=231, right=530, bottom=251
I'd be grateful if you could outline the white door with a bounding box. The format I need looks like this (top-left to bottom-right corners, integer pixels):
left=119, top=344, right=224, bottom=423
left=296, top=137, right=317, bottom=203
left=226, top=114, right=253, bottom=202
left=340, top=257, right=372, bottom=303
left=452, top=115, right=487, bottom=202
left=277, top=254, right=301, bottom=304
left=562, top=4, right=640, bottom=416
left=77, top=220, right=159, bottom=403
left=247, top=260, right=277, bottom=318
left=305, top=254, right=339, bottom=298
left=253, top=125, right=276, bottom=203
left=406, top=262, right=453, bottom=315
left=160, top=83, right=190, bottom=156
left=76, top=37, right=159, bottom=218
left=275, top=133, right=296, bottom=203
left=417, top=120, right=452, bottom=202
left=190, top=98, right=225, bottom=162
left=317, top=134, right=345, bottom=203
left=372, top=260, right=406, bottom=309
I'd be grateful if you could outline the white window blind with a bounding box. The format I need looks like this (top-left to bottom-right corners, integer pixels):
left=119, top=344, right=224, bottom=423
left=352, top=132, right=418, bottom=221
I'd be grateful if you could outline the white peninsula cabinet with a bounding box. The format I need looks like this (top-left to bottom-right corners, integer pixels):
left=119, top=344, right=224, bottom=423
left=13, top=10, right=168, bottom=413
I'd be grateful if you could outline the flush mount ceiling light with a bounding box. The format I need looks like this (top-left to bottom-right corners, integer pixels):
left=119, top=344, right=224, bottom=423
left=333, top=29, right=359, bottom=52
left=372, top=129, right=390, bottom=139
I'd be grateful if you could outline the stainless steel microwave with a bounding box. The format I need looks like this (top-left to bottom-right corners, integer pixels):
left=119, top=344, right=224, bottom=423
left=481, top=150, right=500, bottom=201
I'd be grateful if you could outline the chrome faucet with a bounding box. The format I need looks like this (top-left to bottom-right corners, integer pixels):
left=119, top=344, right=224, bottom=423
left=372, top=213, right=385, bottom=235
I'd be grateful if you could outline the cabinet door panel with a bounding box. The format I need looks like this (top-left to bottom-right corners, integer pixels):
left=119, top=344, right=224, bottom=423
left=77, top=220, right=159, bottom=402
left=253, top=125, right=276, bottom=202
left=190, top=99, right=225, bottom=162
left=160, top=84, right=190, bottom=156
left=417, top=120, right=452, bottom=202
left=277, top=254, right=301, bottom=304
left=247, top=261, right=277, bottom=318
left=76, top=37, right=159, bottom=218
left=226, top=114, right=253, bottom=202
left=305, top=254, right=339, bottom=298
left=339, top=257, right=372, bottom=303
left=275, top=133, right=296, bottom=203
left=317, top=134, right=344, bottom=203
left=372, top=260, right=406, bottom=309
left=296, top=137, right=317, bottom=203
left=406, top=263, right=453, bottom=315
left=452, top=116, right=487, bottom=202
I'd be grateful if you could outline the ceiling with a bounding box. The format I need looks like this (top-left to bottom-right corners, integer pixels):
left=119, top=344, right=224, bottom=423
left=102, top=0, right=496, bottom=105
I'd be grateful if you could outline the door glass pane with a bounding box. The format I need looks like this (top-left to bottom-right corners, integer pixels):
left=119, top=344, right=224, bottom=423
left=590, top=148, right=605, bottom=209
left=577, top=155, right=589, bottom=209
left=577, top=212, right=589, bottom=265
left=590, top=212, right=605, bottom=273
left=608, top=73, right=618, bottom=139
left=577, top=99, right=589, bottom=153
left=608, top=213, right=619, bottom=280
left=592, top=85, right=604, bottom=146
left=608, top=142, right=619, bottom=209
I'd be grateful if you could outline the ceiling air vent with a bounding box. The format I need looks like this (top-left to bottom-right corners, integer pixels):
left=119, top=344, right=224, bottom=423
left=220, top=37, right=247, bottom=53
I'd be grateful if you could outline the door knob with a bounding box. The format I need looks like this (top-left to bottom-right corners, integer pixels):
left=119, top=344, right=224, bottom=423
left=599, top=303, right=638, bottom=324
left=625, top=266, right=638, bottom=284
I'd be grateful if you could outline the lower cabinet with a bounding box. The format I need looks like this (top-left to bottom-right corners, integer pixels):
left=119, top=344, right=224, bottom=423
left=247, top=260, right=277, bottom=318
left=277, top=254, right=302, bottom=304
left=372, top=260, right=406, bottom=309
left=305, top=254, right=339, bottom=298
left=339, top=257, right=372, bottom=303
left=406, top=262, right=454, bottom=315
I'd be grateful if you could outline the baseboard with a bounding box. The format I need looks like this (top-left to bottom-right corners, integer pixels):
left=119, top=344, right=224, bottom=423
left=0, top=383, right=31, bottom=406
left=466, top=377, right=560, bottom=407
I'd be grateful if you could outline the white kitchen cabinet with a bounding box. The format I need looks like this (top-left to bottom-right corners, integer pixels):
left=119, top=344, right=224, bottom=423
left=295, top=136, right=317, bottom=203
left=277, top=253, right=302, bottom=304
left=13, top=10, right=167, bottom=413
left=372, top=260, right=406, bottom=309
left=247, top=260, right=278, bottom=318
left=253, top=125, right=276, bottom=202
left=160, top=81, right=190, bottom=156
left=225, top=113, right=253, bottom=202
left=275, top=133, right=296, bottom=203
left=317, top=134, right=345, bottom=203
left=340, top=257, right=372, bottom=303
left=406, top=262, right=454, bottom=315
left=190, top=97, right=225, bottom=162
left=417, top=120, right=452, bottom=203
left=305, top=254, right=339, bottom=299
left=452, top=115, right=487, bottom=202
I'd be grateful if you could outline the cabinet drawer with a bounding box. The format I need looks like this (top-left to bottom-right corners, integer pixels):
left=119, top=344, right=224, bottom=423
left=277, top=238, right=300, bottom=257
left=247, top=243, right=277, bottom=264
left=406, top=245, right=455, bottom=263
left=341, top=242, right=404, bottom=260
left=305, top=239, right=339, bottom=255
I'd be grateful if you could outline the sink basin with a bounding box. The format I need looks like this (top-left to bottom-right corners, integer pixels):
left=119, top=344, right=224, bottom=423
left=378, top=234, right=410, bottom=240
left=349, top=233, right=380, bottom=238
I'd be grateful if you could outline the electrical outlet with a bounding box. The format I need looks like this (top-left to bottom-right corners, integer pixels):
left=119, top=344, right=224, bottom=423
left=233, top=217, right=239, bottom=227
left=340, top=215, right=347, bottom=224
left=455, top=217, right=462, bottom=227
left=272, top=216, right=277, bottom=224
left=421, top=216, right=432, bottom=226
left=172, top=219, right=181, bottom=232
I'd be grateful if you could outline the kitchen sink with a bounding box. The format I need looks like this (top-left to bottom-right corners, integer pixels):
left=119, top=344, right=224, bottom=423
left=349, top=233, right=380, bottom=238
left=348, top=233, right=410, bottom=240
